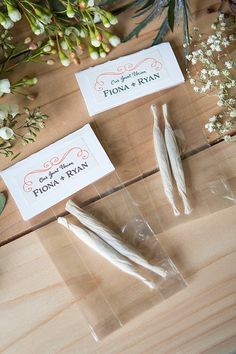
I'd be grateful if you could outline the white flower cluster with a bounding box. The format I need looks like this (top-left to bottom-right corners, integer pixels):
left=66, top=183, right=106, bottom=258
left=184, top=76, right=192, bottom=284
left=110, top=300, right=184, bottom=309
left=205, top=114, right=235, bottom=141
left=0, top=105, right=48, bottom=158
left=186, top=14, right=236, bottom=141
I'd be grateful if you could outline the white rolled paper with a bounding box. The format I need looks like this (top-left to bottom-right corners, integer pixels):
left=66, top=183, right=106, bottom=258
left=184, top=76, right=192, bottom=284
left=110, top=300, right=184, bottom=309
left=58, top=217, right=156, bottom=289
left=65, top=200, right=167, bottom=278
left=151, top=104, right=180, bottom=216
left=162, top=104, right=192, bottom=215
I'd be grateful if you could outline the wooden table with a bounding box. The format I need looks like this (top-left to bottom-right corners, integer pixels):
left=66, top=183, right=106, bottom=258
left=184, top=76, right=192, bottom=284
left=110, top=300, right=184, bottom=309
left=1, top=0, right=236, bottom=353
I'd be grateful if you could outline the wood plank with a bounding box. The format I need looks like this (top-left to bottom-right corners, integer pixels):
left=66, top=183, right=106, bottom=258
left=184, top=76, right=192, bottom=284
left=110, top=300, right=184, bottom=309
left=0, top=2, right=220, bottom=171
left=1, top=0, right=229, bottom=242
left=1, top=139, right=235, bottom=244
left=0, top=202, right=235, bottom=353
left=4, top=0, right=218, bottom=89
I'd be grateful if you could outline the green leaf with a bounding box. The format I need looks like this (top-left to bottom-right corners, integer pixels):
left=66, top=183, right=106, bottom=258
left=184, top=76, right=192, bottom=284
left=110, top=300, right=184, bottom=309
left=11, top=152, right=21, bottom=160
left=0, top=192, right=6, bottom=215
left=98, top=0, right=140, bottom=14
left=48, top=0, right=65, bottom=12
left=135, top=0, right=156, bottom=14
left=182, top=0, right=190, bottom=53
left=133, top=1, right=156, bottom=18
left=152, top=16, right=169, bottom=45
left=123, top=7, right=159, bottom=42
left=167, top=0, right=175, bottom=32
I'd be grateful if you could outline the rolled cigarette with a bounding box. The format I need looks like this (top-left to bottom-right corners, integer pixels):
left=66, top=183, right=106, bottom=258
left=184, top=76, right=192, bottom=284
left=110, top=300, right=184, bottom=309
left=66, top=200, right=167, bottom=278
left=162, top=104, right=192, bottom=215
left=58, top=217, right=156, bottom=289
left=151, top=104, right=180, bottom=216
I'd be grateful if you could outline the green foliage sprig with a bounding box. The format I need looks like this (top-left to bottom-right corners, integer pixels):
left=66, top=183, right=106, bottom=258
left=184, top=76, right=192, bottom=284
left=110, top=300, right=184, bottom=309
left=0, top=103, right=48, bottom=158
left=100, top=0, right=191, bottom=52
left=186, top=14, right=236, bottom=142
left=0, top=1, right=120, bottom=159
left=0, top=0, right=120, bottom=65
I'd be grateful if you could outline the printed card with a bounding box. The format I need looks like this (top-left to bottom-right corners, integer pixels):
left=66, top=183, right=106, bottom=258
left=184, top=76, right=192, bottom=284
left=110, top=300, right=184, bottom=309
left=76, top=42, right=185, bottom=116
left=1, top=124, right=115, bottom=220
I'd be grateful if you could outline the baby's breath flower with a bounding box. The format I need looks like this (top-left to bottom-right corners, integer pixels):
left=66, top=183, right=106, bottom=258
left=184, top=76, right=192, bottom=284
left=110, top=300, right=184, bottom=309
left=222, top=38, right=230, bottom=47
left=205, top=122, right=214, bottom=132
left=213, top=69, right=220, bottom=76
left=230, top=110, right=236, bottom=118
left=205, top=80, right=212, bottom=90
left=207, top=35, right=215, bottom=44
left=209, top=115, right=217, bottom=122
left=222, top=69, right=230, bottom=76
left=225, top=61, right=233, bottom=69
left=223, top=135, right=231, bottom=141
left=219, top=13, right=224, bottom=21
left=226, top=83, right=232, bottom=89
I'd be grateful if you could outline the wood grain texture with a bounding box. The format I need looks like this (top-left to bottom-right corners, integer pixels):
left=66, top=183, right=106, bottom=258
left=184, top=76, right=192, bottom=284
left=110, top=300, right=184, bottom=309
left=0, top=0, right=229, bottom=242
left=1, top=2, right=236, bottom=351
left=0, top=202, right=235, bottom=353
left=1, top=138, right=235, bottom=244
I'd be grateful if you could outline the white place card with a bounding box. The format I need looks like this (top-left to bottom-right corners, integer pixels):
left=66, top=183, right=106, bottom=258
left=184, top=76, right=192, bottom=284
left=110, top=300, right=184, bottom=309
left=0, top=124, right=114, bottom=220
left=76, top=42, right=185, bottom=116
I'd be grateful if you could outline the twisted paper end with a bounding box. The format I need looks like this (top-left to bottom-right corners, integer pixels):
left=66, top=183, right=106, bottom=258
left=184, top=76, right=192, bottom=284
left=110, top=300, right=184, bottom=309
left=182, top=196, right=193, bottom=215
left=144, top=279, right=156, bottom=290
left=66, top=199, right=79, bottom=212
left=162, top=103, right=171, bottom=127
left=173, top=205, right=180, bottom=216
left=153, top=266, right=168, bottom=278
left=58, top=216, right=69, bottom=229
left=151, top=104, right=159, bottom=127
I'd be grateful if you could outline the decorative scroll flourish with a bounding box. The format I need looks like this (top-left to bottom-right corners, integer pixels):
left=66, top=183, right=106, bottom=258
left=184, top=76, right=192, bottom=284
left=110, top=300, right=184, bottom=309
left=23, top=147, right=89, bottom=192
left=95, top=57, right=162, bottom=91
